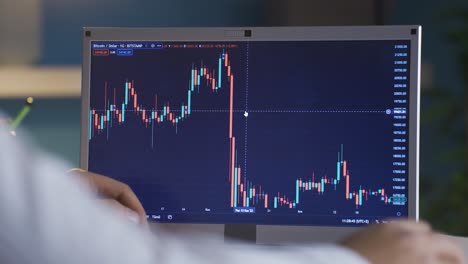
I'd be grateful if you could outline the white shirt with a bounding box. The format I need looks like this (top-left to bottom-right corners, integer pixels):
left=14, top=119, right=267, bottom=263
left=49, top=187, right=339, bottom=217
left=0, top=122, right=368, bottom=264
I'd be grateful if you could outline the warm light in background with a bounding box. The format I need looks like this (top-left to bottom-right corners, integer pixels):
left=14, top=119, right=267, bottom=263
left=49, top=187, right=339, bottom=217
left=0, top=66, right=81, bottom=98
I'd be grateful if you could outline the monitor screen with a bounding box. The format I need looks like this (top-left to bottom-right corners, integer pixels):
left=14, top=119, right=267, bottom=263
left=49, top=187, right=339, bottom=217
left=87, top=40, right=410, bottom=226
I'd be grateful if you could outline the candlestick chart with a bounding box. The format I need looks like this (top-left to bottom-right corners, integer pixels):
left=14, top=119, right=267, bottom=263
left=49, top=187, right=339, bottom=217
left=88, top=40, right=410, bottom=226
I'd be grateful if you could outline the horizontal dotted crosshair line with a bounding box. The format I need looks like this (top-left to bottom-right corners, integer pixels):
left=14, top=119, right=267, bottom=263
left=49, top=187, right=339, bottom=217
left=192, top=109, right=387, bottom=113
left=181, top=109, right=386, bottom=113
left=93, top=109, right=387, bottom=113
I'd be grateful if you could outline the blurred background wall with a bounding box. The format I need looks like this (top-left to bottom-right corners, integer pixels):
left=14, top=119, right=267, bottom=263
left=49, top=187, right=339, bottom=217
left=0, top=0, right=467, bottom=235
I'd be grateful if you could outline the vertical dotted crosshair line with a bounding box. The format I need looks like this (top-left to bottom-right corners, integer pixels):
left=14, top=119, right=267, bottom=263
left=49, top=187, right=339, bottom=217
left=245, top=42, right=249, bottom=111
left=244, top=42, right=250, bottom=179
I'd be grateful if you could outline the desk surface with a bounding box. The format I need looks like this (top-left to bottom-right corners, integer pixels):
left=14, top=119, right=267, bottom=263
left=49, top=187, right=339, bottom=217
left=451, top=236, right=468, bottom=259
left=154, top=224, right=468, bottom=258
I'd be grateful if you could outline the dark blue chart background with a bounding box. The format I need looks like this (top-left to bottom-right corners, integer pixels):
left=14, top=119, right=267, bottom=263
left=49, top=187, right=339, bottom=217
left=88, top=40, right=410, bottom=226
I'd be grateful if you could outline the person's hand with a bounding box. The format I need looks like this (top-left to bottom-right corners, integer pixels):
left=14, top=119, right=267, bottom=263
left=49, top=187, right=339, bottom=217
left=69, top=168, right=148, bottom=227
left=341, top=220, right=465, bottom=264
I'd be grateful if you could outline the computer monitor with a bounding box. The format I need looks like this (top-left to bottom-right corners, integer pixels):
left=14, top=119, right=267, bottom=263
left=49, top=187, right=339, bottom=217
left=80, top=26, right=420, bottom=237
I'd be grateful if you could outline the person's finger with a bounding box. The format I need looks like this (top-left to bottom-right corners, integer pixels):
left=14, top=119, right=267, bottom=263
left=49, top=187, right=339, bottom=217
left=69, top=169, right=148, bottom=226
left=116, top=185, right=148, bottom=226
left=101, top=198, right=128, bottom=213
left=430, top=233, right=465, bottom=264
left=98, top=179, right=148, bottom=226
left=100, top=198, right=142, bottom=225
left=387, top=219, right=432, bottom=235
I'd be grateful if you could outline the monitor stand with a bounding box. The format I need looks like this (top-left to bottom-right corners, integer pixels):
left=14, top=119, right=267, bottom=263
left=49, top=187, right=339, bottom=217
left=224, top=224, right=256, bottom=243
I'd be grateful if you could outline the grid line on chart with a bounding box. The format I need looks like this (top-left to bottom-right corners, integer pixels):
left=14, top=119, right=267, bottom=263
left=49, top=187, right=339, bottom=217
left=92, top=109, right=388, bottom=113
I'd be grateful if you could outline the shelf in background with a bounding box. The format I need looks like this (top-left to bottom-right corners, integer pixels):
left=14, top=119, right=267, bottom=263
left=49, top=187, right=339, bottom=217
left=0, top=66, right=81, bottom=98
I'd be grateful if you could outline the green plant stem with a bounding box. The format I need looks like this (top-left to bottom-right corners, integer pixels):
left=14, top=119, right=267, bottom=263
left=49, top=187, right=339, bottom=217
left=9, top=105, right=31, bottom=130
